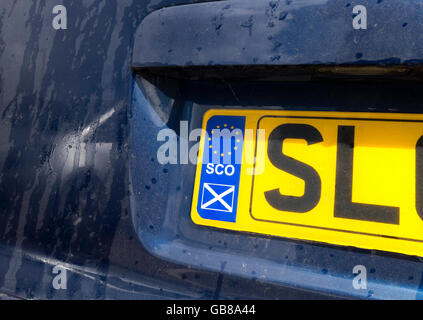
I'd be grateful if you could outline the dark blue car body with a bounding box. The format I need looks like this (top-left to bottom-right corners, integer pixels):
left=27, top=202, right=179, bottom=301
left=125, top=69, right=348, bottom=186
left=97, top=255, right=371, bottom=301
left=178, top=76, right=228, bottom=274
left=1, top=0, right=423, bottom=299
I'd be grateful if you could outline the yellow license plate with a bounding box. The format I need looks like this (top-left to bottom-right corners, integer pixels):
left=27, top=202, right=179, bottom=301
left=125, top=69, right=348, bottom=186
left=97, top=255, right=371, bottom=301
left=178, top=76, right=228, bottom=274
left=191, top=109, right=423, bottom=257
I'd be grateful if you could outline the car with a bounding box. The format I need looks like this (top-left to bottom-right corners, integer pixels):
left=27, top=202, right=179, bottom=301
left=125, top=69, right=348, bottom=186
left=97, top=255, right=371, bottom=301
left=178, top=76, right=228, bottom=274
left=1, top=0, right=423, bottom=301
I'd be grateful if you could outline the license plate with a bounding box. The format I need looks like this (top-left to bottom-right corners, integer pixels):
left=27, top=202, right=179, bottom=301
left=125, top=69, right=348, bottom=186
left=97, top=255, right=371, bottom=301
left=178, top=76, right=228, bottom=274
left=191, top=109, right=423, bottom=257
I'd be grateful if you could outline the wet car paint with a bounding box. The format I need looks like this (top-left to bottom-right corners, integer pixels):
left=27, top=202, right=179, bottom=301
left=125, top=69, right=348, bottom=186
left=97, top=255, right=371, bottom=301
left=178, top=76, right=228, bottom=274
left=133, top=0, right=423, bottom=68
left=1, top=0, right=423, bottom=300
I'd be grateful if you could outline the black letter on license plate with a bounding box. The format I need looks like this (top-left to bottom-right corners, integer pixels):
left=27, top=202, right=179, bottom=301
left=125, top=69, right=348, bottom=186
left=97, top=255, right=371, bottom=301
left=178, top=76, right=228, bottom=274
left=415, top=136, right=423, bottom=220
left=265, top=123, right=323, bottom=213
left=334, top=126, right=399, bottom=224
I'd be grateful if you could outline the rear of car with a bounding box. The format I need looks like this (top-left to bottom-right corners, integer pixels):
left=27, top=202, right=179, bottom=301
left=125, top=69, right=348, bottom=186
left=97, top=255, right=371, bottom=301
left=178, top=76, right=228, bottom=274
left=0, top=0, right=422, bottom=300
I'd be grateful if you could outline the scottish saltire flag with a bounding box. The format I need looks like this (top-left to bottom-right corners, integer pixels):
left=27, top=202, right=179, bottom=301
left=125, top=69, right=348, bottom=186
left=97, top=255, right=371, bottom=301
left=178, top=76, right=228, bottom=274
left=201, top=183, right=235, bottom=212
left=197, top=115, right=245, bottom=222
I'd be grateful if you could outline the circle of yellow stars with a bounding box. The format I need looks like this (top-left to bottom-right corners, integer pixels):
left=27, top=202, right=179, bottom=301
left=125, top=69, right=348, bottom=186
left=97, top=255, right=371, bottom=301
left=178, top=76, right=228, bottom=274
left=209, top=123, right=241, bottom=157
